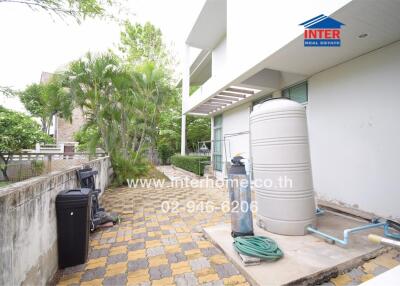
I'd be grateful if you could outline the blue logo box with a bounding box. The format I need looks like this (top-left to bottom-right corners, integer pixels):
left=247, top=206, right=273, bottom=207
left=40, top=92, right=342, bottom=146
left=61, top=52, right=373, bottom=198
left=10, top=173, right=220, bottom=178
left=304, top=39, right=341, bottom=47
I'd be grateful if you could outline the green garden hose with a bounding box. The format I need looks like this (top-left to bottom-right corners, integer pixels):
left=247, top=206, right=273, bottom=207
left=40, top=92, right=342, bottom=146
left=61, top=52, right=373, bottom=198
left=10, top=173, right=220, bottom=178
left=233, top=236, right=283, bottom=261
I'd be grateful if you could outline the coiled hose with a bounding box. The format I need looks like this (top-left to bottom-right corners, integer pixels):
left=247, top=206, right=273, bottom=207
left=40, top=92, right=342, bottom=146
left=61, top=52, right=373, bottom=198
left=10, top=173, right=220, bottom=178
left=233, top=236, right=283, bottom=260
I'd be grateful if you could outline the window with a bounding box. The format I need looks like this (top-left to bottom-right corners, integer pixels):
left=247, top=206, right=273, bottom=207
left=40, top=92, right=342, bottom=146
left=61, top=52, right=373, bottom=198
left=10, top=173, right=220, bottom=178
left=283, top=82, right=308, bottom=104
left=252, top=94, right=273, bottom=111
left=213, top=115, right=223, bottom=171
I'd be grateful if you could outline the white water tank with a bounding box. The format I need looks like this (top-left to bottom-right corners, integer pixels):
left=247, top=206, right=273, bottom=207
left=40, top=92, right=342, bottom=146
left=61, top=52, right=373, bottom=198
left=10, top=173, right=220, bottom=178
left=250, top=98, right=316, bottom=235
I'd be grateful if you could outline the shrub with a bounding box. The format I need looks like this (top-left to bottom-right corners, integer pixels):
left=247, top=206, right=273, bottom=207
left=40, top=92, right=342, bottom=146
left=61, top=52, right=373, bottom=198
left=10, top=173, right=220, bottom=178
left=111, top=152, right=150, bottom=185
left=158, top=144, right=174, bottom=165
left=31, top=160, right=45, bottom=175
left=170, top=155, right=210, bottom=176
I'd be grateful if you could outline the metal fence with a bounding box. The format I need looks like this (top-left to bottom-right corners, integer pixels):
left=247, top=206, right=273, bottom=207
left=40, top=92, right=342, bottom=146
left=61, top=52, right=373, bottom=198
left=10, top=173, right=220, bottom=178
left=0, top=152, right=107, bottom=183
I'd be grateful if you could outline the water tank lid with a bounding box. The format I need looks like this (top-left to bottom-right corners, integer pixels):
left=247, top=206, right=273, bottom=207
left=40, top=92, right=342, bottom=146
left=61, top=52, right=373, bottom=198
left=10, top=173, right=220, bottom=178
left=251, top=98, right=304, bottom=117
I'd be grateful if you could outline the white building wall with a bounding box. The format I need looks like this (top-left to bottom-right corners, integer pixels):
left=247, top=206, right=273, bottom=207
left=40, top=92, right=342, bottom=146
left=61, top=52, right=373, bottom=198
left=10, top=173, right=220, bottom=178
left=226, top=0, right=351, bottom=75
left=212, top=37, right=227, bottom=77
left=307, top=41, right=400, bottom=219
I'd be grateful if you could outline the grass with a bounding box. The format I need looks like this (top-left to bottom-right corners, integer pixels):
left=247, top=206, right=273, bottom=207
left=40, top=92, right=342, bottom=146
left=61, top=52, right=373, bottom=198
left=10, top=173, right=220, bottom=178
left=0, top=181, right=11, bottom=188
left=141, top=165, right=170, bottom=181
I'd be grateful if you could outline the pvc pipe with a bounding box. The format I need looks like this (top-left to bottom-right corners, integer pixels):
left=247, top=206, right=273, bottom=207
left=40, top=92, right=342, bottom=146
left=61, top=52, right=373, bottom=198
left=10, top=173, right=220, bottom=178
left=307, top=222, right=386, bottom=246
left=368, top=234, right=400, bottom=248
left=384, top=224, right=400, bottom=240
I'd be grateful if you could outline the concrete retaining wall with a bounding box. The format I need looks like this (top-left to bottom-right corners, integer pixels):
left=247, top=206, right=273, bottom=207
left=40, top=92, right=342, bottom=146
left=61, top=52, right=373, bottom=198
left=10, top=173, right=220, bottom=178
left=0, top=156, right=113, bottom=286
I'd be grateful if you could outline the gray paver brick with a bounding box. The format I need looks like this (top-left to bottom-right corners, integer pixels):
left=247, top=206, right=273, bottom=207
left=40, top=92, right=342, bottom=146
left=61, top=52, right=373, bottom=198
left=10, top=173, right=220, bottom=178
left=214, top=263, right=239, bottom=278
left=372, top=265, right=390, bottom=276
left=201, top=247, right=220, bottom=257
left=189, top=257, right=210, bottom=271
left=181, top=242, right=197, bottom=251
left=128, top=258, right=149, bottom=272
left=167, top=252, right=186, bottom=263
left=175, top=272, right=198, bottom=286
left=80, top=267, right=106, bottom=281
left=200, top=281, right=224, bottom=286
left=149, top=265, right=172, bottom=280
left=128, top=242, right=145, bottom=251
left=103, top=273, right=127, bottom=286
left=107, top=253, right=127, bottom=264
left=147, top=246, right=165, bottom=257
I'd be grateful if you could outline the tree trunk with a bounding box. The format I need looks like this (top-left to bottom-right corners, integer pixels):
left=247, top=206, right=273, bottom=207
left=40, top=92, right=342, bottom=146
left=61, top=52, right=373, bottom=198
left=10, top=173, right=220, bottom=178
left=0, top=153, right=10, bottom=181
left=1, top=167, right=9, bottom=181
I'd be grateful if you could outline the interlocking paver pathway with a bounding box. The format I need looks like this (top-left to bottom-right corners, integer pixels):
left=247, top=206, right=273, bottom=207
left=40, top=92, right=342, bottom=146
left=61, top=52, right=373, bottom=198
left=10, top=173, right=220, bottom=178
left=58, top=166, right=249, bottom=286
left=327, top=249, right=400, bottom=286
left=57, top=166, right=400, bottom=286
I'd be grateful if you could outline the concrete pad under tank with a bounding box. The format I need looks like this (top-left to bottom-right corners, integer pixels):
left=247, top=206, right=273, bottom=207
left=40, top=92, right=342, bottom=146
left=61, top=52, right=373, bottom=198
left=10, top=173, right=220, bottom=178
left=204, top=211, right=389, bottom=286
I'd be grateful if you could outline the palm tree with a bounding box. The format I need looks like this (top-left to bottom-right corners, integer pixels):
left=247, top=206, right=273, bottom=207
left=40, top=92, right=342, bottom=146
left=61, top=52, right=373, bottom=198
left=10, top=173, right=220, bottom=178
left=65, top=52, right=172, bottom=181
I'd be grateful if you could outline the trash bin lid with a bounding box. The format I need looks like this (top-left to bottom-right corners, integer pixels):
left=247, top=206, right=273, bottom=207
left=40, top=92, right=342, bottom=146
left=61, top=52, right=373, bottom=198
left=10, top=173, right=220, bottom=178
left=56, top=188, right=92, bottom=203
left=78, top=170, right=98, bottom=179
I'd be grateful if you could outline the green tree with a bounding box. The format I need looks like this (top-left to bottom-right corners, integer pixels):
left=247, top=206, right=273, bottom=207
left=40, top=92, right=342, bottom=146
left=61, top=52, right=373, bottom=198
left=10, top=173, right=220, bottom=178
left=0, top=0, right=115, bottom=22
left=119, top=21, right=172, bottom=70
left=19, top=76, right=73, bottom=134
left=66, top=52, right=172, bottom=183
left=0, top=106, right=52, bottom=180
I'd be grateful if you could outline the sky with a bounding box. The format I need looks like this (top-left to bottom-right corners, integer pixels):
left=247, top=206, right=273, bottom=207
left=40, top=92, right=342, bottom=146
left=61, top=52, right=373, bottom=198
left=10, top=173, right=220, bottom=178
left=0, top=0, right=204, bottom=111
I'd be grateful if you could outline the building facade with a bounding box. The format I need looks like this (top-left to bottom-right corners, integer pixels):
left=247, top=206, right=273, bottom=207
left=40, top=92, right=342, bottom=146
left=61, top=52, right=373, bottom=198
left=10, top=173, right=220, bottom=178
left=181, top=0, right=400, bottom=219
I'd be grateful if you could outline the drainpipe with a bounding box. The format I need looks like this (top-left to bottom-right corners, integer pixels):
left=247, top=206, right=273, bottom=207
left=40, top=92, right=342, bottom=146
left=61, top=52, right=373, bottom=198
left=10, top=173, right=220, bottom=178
left=307, top=221, right=387, bottom=246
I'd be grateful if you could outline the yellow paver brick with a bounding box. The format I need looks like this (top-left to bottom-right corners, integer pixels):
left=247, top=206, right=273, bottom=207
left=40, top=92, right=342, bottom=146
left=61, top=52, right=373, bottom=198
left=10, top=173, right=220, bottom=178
left=330, top=274, right=352, bottom=286
left=223, top=275, right=247, bottom=285
left=105, top=262, right=127, bottom=277
left=90, top=240, right=100, bottom=247
left=373, top=254, right=400, bottom=269
left=86, top=257, right=107, bottom=269
left=171, top=261, right=191, bottom=275
left=147, top=222, right=159, bottom=227
left=128, top=249, right=146, bottom=260
left=148, top=231, right=163, bottom=237
left=93, top=243, right=111, bottom=250
left=362, top=261, right=378, bottom=273
left=360, top=273, right=375, bottom=282
left=109, top=245, right=127, bottom=255
left=80, top=278, right=103, bottom=286
left=165, top=245, right=181, bottom=253
left=127, top=274, right=150, bottom=285
left=177, top=236, right=193, bottom=243
left=146, top=240, right=162, bottom=248
left=129, top=238, right=145, bottom=244
left=210, top=254, right=229, bottom=265
left=102, top=232, right=117, bottom=239
left=198, top=273, right=219, bottom=284
left=152, top=277, right=175, bottom=286
left=184, top=248, right=202, bottom=260
left=149, top=255, right=168, bottom=267
left=133, top=227, right=146, bottom=234
left=160, top=225, right=173, bottom=231
left=197, top=240, right=213, bottom=249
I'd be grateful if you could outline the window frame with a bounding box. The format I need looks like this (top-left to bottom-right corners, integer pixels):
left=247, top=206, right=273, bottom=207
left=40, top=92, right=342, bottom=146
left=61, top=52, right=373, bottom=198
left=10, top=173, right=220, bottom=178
left=282, top=81, right=308, bottom=105
left=213, top=114, right=223, bottom=171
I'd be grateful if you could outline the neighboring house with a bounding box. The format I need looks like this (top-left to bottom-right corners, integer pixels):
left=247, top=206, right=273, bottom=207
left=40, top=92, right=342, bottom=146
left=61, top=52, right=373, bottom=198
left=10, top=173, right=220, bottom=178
left=40, top=72, right=86, bottom=150
left=180, top=0, right=400, bottom=219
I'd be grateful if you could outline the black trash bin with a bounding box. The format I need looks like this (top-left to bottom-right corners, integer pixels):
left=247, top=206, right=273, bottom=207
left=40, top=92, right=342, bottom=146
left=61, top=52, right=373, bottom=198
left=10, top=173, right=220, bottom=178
left=56, top=188, right=92, bottom=268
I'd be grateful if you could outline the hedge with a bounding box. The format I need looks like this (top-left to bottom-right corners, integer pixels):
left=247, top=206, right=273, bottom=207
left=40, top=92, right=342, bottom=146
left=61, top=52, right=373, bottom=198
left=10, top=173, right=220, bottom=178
left=170, top=155, right=211, bottom=176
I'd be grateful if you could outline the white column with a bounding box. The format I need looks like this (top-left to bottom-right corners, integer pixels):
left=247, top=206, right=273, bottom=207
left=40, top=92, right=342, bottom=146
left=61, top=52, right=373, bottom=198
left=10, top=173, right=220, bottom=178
left=181, top=114, right=186, bottom=155
left=181, top=44, right=190, bottom=156
left=210, top=116, right=214, bottom=162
